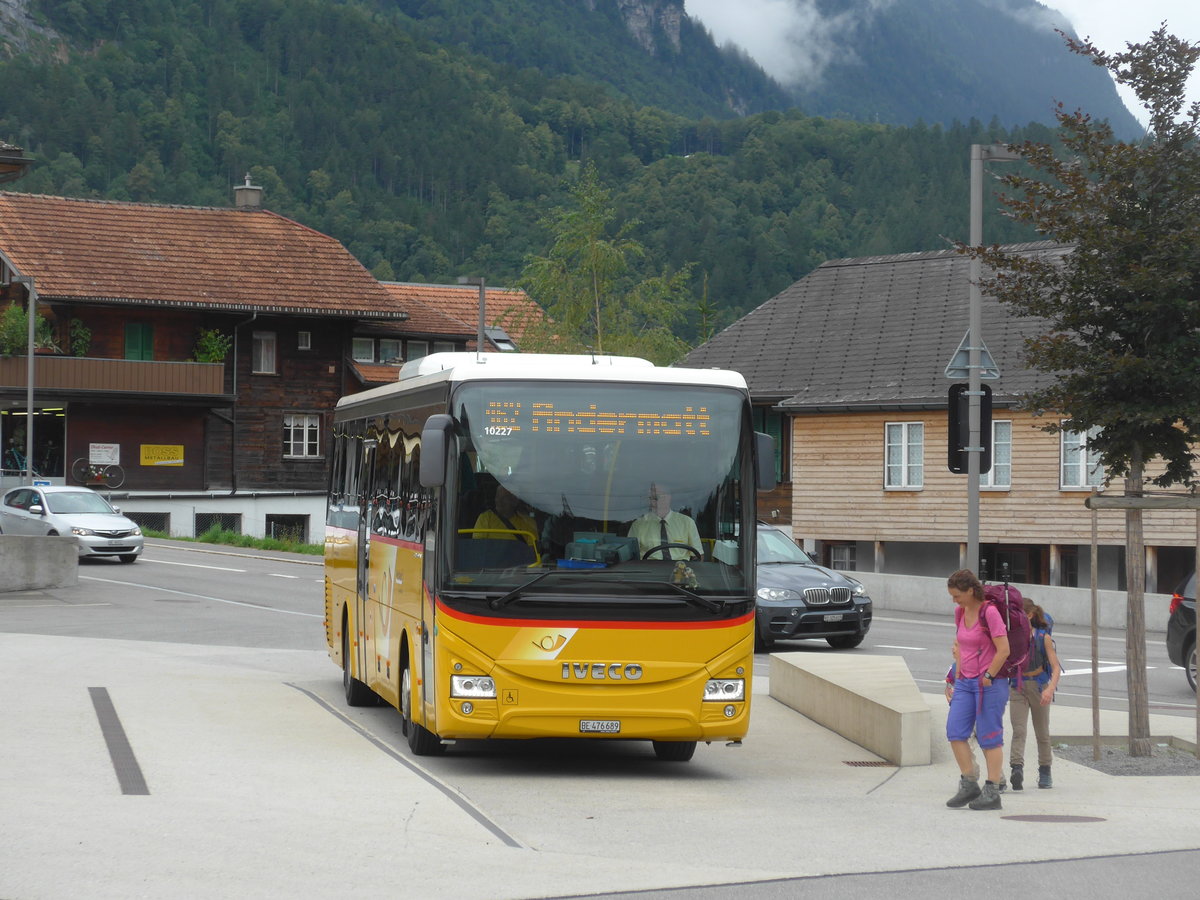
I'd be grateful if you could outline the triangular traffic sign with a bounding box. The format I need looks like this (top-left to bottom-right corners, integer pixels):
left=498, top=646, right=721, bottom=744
left=944, top=329, right=1000, bottom=379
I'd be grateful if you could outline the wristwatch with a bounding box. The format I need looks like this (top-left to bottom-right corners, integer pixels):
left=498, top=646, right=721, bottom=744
left=982, top=672, right=994, bottom=682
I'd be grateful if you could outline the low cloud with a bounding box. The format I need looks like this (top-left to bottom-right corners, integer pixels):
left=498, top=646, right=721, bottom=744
left=686, top=0, right=895, bottom=86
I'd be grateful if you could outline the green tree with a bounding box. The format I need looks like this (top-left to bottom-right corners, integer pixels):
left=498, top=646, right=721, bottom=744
left=519, top=163, right=690, bottom=363
left=968, top=28, right=1200, bottom=756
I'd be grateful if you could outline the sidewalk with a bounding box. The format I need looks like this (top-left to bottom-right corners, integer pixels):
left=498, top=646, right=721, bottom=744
left=1, top=630, right=1197, bottom=900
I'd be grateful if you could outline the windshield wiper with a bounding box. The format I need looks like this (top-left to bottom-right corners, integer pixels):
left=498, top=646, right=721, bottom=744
left=624, top=580, right=726, bottom=614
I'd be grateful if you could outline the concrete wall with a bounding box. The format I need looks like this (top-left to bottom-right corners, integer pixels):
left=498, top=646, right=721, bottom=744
left=851, top=571, right=1172, bottom=633
left=0, top=535, right=79, bottom=591
left=111, top=493, right=324, bottom=540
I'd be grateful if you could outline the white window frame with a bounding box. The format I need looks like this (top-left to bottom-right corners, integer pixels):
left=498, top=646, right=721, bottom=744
left=378, top=338, right=402, bottom=363
left=433, top=340, right=456, bottom=354
left=406, top=339, right=430, bottom=360
left=351, top=337, right=375, bottom=362
left=1061, top=426, right=1103, bottom=489
left=283, top=413, right=321, bottom=459
left=981, top=420, right=1012, bottom=490
left=884, top=422, right=924, bottom=489
left=297, top=330, right=311, bottom=350
left=252, top=331, right=277, bottom=374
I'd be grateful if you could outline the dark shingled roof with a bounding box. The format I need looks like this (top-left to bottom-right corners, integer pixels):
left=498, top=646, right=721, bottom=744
left=679, top=242, right=1069, bottom=411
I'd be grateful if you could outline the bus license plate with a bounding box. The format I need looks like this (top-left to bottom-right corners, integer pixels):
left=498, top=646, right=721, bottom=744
left=579, top=719, right=620, bottom=734
left=824, top=614, right=844, bottom=622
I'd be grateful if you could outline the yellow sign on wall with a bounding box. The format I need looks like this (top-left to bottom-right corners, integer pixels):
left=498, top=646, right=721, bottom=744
left=140, top=444, right=184, bottom=467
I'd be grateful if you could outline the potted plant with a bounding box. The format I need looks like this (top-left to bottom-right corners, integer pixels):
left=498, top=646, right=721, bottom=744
left=68, top=317, right=92, bottom=357
left=0, top=303, right=59, bottom=355
left=192, top=327, right=232, bottom=363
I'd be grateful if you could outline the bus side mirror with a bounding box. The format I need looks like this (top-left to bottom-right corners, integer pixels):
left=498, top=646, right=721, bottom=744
left=755, top=431, right=776, bottom=492
left=419, top=414, right=454, bottom=487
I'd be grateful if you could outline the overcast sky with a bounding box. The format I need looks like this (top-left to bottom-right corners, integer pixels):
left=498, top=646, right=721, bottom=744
left=684, top=0, right=1200, bottom=127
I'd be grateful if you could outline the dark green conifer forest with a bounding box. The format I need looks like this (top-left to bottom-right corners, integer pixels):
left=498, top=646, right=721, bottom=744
left=0, top=0, right=1045, bottom=343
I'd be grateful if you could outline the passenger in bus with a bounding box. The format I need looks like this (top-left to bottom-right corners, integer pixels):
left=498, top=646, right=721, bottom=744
left=473, top=485, right=538, bottom=548
left=627, top=483, right=702, bottom=561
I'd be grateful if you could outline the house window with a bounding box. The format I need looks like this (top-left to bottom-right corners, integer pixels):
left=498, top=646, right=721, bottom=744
left=252, top=331, right=277, bottom=374
left=981, top=420, right=1012, bottom=489
left=753, top=406, right=788, bottom=482
left=351, top=337, right=375, bottom=362
left=885, top=422, right=924, bottom=489
left=1061, top=426, right=1103, bottom=488
left=433, top=340, right=456, bottom=354
left=379, top=339, right=402, bottom=363
left=407, top=339, right=429, bottom=360
left=283, top=413, right=320, bottom=458
left=124, top=323, right=154, bottom=361
left=829, top=543, right=856, bottom=571
left=297, top=331, right=311, bottom=350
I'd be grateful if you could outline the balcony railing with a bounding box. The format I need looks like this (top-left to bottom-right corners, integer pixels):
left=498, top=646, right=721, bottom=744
left=0, top=355, right=228, bottom=398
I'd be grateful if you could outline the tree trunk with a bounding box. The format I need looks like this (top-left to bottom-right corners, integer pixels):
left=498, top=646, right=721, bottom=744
left=1125, top=445, right=1151, bottom=756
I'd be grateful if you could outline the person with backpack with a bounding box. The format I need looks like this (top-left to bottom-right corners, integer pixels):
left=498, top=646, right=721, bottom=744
left=1008, top=599, right=1062, bottom=790
left=945, top=568, right=1012, bottom=810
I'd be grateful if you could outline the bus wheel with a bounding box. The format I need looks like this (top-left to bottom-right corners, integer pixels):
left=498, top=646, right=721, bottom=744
left=342, top=627, right=375, bottom=707
left=652, top=740, right=696, bottom=762
left=401, top=664, right=445, bottom=756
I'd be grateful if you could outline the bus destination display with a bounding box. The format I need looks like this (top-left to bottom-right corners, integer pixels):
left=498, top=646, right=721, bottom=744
left=483, top=401, right=713, bottom=438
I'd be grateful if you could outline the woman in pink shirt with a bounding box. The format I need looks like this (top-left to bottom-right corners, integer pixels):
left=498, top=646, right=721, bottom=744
left=944, top=569, right=1010, bottom=810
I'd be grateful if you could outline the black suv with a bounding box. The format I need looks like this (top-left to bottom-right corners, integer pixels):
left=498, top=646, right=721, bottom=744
left=1167, top=573, right=1197, bottom=692
left=755, top=523, right=872, bottom=650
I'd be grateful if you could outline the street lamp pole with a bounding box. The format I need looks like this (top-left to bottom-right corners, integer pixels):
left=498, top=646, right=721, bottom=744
left=13, top=274, right=36, bottom=485
left=967, top=143, right=1019, bottom=574
left=457, top=275, right=486, bottom=361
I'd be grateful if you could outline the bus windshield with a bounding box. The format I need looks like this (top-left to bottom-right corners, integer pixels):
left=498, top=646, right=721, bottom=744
left=445, top=381, right=751, bottom=600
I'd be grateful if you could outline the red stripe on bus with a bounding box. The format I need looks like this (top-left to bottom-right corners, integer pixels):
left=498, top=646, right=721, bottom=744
left=435, top=598, right=753, bottom=630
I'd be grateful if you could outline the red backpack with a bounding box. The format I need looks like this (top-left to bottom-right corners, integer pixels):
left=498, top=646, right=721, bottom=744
left=981, top=582, right=1031, bottom=681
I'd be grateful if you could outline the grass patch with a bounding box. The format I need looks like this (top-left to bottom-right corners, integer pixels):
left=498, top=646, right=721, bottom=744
left=143, top=526, right=324, bottom=556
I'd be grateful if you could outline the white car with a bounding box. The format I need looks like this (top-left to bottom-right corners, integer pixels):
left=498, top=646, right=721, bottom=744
left=0, top=485, right=144, bottom=562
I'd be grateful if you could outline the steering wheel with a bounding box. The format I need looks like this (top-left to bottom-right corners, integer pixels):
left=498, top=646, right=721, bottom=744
left=641, top=542, right=702, bottom=561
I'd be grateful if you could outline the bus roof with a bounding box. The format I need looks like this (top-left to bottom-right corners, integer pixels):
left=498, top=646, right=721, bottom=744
left=336, top=352, right=748, bottom=410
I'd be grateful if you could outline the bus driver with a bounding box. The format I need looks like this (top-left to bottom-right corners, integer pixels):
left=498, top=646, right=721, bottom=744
left=627, top=482, right=702, bottom=561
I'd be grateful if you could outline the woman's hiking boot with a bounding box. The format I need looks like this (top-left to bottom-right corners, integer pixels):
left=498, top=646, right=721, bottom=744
left=946, top=776, right=981, bottom=808
left=968, top=780, right=1003, bottom=810
left=1038, top=765, right=1053, bottom=789
left=1010, top=764, right=1024, bottom=791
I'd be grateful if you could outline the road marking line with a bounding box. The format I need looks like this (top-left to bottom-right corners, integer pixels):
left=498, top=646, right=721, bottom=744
left=89, top=687, right=149, bottom=796
left=876, top=644, right=927, bottom=651
left=268, top=573, right=299, bottom=579
left=80, top=575, right=321, bottom=618
left=140, top=558, right=247, bottom=573
left=1061, top=666, right=1128, bottom=676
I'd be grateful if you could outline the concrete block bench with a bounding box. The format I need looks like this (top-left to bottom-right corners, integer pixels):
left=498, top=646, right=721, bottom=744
left=769, top=652, right=931, bottom=766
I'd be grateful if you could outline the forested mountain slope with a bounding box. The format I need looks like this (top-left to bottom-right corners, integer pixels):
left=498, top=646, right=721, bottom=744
left=0, top=0, right=1060, bottom=344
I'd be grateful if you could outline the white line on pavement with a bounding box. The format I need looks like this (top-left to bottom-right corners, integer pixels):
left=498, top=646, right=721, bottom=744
left=140, top=558, right=247, bottom=573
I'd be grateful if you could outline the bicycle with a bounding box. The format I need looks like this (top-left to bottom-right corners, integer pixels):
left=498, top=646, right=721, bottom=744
left=70, top=458, right=125, bottom=489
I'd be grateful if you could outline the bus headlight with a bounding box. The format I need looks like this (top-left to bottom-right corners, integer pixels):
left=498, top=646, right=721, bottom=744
left=450, top=675, right=496, bottom=699
left=703, top=679, right=744, bottom=702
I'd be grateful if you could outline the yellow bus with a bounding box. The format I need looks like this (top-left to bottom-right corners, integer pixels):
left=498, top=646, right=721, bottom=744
left=324, top=352, right=773, bottom=760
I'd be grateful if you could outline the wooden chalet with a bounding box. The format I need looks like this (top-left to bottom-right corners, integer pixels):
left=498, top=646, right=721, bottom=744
left=680, top=242, right=1192, bottom=593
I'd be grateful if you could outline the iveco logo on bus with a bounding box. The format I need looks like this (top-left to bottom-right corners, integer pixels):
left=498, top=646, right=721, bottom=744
left=561, top=662, right=644, bottom=681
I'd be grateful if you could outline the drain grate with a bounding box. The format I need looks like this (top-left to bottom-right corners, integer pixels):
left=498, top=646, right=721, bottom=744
left=1002, top=815, right=1106, bottom=823
left=843, top=760, right=896, bottom=767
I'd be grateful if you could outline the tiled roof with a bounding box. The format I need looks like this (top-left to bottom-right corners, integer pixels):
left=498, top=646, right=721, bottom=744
left=679, top=242, right=1068, bottom=410
left=0, top=192, right=400, bottom=318
left=380, top=282, right=544, bottom=341
left=350, top=361, right=404, bottom=384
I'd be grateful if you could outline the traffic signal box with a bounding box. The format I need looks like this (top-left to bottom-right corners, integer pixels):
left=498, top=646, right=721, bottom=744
left=947, top=383, right=992, bottom=475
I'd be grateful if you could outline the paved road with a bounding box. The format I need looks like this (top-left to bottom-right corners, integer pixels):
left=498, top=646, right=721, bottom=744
left=2, top=539, right=1198, bottom=900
